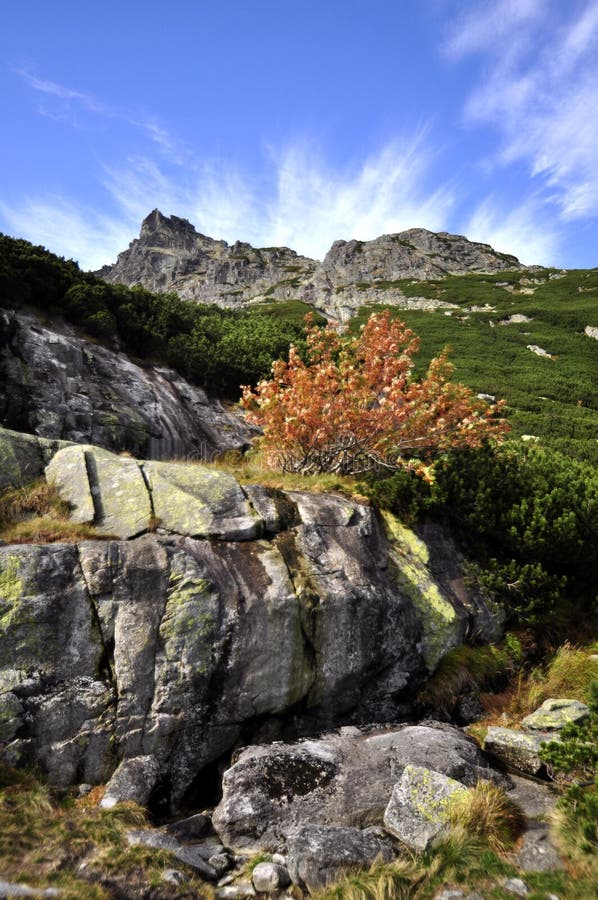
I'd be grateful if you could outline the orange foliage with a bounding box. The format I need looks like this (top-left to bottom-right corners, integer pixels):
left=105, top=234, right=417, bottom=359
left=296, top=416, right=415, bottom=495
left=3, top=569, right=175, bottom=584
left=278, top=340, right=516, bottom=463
left=241, top=311, right=508, bottom=476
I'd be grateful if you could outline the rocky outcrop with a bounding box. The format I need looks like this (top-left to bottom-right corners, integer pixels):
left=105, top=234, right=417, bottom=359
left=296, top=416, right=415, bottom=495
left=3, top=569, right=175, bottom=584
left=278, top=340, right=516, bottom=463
left=212, top=724, right=500, bottom=851
left=0, top=441, right=502, bottom=810
left=97, top=209, right=318, bottom=308
left=286, top=826, right=395, bottom=893
left=308, top=229, right=525, bottom=320
left=98, top=211, right=529, bottom=321
left=0, top=308, right=256, bottom=459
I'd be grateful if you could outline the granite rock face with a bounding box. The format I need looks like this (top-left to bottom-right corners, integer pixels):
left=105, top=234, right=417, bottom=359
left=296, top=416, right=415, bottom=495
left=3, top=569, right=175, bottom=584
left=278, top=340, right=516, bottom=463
left=0, top=308, right=256, bottom=459
left=98, top=211, right=529, bottom=321
left=0, top=445, right=502, bottom=810
left=97, top=209, right=318, bottom=308
left=309, top=229, right=525, bottom=320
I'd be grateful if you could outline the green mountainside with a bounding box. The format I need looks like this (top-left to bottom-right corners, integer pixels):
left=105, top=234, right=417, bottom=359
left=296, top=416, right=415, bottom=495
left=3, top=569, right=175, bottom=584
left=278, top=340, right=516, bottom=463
left=347, top=269, right=598, bottom=464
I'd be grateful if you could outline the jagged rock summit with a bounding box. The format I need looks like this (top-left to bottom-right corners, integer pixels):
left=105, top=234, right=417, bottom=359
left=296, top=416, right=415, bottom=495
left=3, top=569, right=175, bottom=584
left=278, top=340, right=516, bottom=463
left=97, top=209, right=318, bottom=308
left=98, top=210, right=529, bottom=320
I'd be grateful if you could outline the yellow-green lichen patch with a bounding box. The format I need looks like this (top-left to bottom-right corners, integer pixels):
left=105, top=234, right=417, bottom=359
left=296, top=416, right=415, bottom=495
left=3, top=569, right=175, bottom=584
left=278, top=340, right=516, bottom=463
left=144, top=461, right=262, bottom=539
left=160, top=570, right=217, bottom=676
left=405, top=765, right=467, bottom=824
left=381, top=510, right=461, bottom=671
left=0, top=556, right=23, bottom=612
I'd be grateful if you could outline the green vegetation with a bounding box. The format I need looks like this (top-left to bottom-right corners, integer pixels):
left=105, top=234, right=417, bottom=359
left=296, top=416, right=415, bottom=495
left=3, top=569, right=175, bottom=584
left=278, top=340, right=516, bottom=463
left=417, top=635, right=524, bottom=713
left=0, top=233, right=307, bottom=397
left=0, top=766, right=213, bottom=898
left=314, top=829, right=596, bottom=899
left=364, top=443, right=598, bottom=629
left=351, top=269, right=598, bottom=464
left=539, top=681, right=598, bottom=872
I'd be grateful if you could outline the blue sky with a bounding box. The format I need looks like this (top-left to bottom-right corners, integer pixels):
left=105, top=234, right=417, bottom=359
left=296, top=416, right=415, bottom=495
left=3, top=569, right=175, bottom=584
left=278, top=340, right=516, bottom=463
left=1, top=0, right=598, bottom=270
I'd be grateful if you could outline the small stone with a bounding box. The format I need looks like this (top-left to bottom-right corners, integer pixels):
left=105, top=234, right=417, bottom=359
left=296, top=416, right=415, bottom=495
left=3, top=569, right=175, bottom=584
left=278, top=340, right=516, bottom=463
left=209, top=853, right=232, bottom=877
left=515, top=823, right=564, bottom=873
left=77, top=783, right=92, bottom=797
left=175, top=845, right=219, bottom=881
left=216, top=884, right=256, bottom=899
left=435, top=891, right=464, bottom=899
left=162, top=869, right=188, bottom=886
left=504, top=877, right=529, bottom=896
left=252, top=862, right=291, bottom=893
left=126, top=829, right=180, bottom=852
left=0, top=883, right=61, bottom=897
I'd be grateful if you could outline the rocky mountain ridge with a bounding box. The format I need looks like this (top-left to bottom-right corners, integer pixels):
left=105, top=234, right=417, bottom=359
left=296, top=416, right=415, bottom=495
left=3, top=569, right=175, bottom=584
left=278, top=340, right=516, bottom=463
left=98, top=210, right=530, bottom=320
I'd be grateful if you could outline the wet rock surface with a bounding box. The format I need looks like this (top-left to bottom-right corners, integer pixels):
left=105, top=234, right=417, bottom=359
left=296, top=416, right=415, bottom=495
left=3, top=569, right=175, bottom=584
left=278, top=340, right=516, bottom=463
left=0, top=308, right=256, bottom=459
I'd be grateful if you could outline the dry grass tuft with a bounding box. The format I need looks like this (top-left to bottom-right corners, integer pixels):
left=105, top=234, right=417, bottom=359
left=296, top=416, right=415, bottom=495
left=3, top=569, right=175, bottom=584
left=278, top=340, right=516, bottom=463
left=200, top=450, right=362, bottom=497
left=0, top=763, right=213, bottom=897
left=478, top=643, right=598, bottom=727
left=417, top=636, right=523, bottom=711
left=448, top=782, right=525, bottom=853
left=0, top=479, right=113, bottom=544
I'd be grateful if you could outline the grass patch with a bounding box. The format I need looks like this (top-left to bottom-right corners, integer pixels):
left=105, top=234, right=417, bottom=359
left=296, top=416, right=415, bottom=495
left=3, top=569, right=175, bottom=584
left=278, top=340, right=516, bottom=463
left=0, top=479, right=109, bottom=544
left=417, top=635, right=523, bottom=712
left=0, top=763, right=213, bottom=897
left=448, top=782, right=525, bottom=853
left=204, top=450, right=362, bottom=497
left=480, top=644, right=598, bottom=726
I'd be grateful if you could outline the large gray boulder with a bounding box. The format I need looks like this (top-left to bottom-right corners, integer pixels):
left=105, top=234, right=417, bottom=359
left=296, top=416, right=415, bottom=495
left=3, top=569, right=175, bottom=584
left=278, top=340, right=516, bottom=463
left=45, top=446, right=262, bottom=541
left=1, top=450, right=505, bottom=809
left=0, top=543, right=112, bottom=786
left=287, top=826, right=396, bottom=893
left=212, top=724, right=497, bottom=851
left=142, top=460, right=262, bottom=540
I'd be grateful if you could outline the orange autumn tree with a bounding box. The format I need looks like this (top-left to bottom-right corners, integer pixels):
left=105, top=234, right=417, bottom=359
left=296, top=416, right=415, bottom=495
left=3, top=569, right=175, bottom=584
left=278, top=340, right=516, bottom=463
left=241, top=311, right=508, bottom=476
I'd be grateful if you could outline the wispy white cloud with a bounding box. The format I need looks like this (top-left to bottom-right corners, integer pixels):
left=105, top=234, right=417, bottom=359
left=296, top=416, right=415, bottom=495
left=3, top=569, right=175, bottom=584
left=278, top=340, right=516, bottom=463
left=12, top=66, right=186, bottom=161
left=444, top=0, right=547, bottom=61
left=1, top=132, right=459, bottom=269
left=446, top=0, right=598, bottom=222
left=465, top=195, right=561, bottom=265
left=100, top=133, right=457, bottom=261
left=0, top=195, right=136, bottom=270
